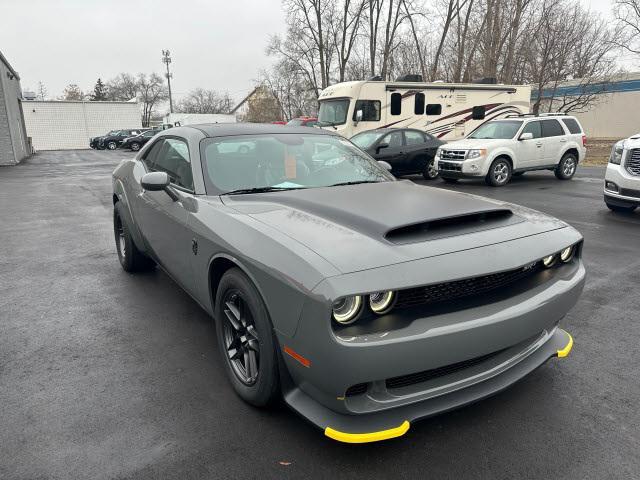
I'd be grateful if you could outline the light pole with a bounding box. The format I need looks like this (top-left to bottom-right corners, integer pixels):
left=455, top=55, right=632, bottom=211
left=162, top=49, right=174, bottom=113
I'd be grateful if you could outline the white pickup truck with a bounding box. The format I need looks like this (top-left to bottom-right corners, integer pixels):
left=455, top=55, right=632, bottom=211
left=604, top=134, right=640, bottom=212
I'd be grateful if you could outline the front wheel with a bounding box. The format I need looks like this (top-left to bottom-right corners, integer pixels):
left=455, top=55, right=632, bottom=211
left=555, top=153, right=578, bottom=180
left=215, top=268, right=279, bottom=407
left=114, top=202, right=155, bottom=272
left=422, top=158, right=439, bottom=180
left=485, top=158, right=512, bottom=187
left=130, top=142, right=141, bottom=151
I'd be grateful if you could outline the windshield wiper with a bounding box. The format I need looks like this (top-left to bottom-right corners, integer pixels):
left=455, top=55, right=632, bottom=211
left=222, top=186, right=305, bottom=195
left=319, top=121, right=338, bottom=130
left=329, top=180, right=381, bottom=187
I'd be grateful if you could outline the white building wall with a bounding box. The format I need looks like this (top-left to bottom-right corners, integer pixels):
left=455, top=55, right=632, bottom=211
left=569, top=91, right=640, bottom=139
left=22, top=101, right=142, bottom=150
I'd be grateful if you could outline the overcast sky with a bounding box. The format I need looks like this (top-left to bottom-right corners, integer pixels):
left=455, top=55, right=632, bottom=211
left=1, top=0, right=618, bottom=104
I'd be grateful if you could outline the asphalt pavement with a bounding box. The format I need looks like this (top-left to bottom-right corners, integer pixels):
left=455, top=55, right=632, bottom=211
left=1, top=150, right=638, bottom=479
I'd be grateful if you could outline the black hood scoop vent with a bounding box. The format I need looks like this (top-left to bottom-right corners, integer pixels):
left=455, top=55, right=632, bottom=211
left=386, top=209, right=520, bottom=244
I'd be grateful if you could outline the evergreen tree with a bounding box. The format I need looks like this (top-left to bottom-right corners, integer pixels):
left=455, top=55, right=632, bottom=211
left=90, top=78, right=108, bottom=101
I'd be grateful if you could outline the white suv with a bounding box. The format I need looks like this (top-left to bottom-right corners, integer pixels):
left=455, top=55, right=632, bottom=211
left=604, top=134, right=640, bottom=212
left=435, top=114, right=587, bottom=186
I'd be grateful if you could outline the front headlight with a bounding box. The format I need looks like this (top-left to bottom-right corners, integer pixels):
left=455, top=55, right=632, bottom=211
left=560, top=246, right=574, bottom=263
left=466, top=149, right=487, bottom=159
left=542, top=254, right=557, bottom=268
left=609, top=141, right=624, bottom=165
left=332, top=296, right=362, bottom=324
left=369, top=291, right=395, bottom=314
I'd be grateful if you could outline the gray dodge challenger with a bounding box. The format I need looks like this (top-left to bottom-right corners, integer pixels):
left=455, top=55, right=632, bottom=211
left=112, top=124, right=583, bottom=443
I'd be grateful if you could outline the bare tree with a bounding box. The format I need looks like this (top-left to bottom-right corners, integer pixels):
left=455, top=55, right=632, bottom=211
left=106, top=73, right=139, bottom=101
left=379, top=0, right=406, bottom=79
left=176, top=88, right=233, bottom=114
left=614, top=0, right=640, bottom=55
left=332, top=0, right=367, bottom=82
left=61, top=84, right=84, bottom=101
left=36, top=81, right=47, bottom=101
left=137, top=73, right=169, bottom=127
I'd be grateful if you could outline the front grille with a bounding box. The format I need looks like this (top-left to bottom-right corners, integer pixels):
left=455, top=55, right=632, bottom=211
left=439, top=161, right=463, bottom=172
left=394, top=262, right=542, bottom=310
left=386, top=348, right=506, bottom=389
left=619, top=186, right=640, bottom=199
left=345, top=383, right=368, bottom=397
left=440, top=149, right=466, bottom=161
left=626, top=149, right=640, bottom=175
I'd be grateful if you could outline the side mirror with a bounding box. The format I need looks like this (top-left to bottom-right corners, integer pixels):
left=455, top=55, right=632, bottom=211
left=376, top=142, right=389, bottom=154
left=519, top=132, right=533, bottom=141
left=141, top=171, right=179, bottom=201
left=378, top=160, right=392, bottom=171
left=355, top=109, right=363, bottom=124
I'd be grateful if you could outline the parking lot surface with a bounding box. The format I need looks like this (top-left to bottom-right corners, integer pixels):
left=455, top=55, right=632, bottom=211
left=1, top=150, right=639, bottom=480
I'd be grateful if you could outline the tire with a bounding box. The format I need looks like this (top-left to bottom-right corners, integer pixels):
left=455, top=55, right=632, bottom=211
left=555, top=153, right=578, bottom=180
left=215, top=268, right=279, bottom=407
left=485, top=157, right=512, bottom=187
left=441, top=177, right=459, bottom=184
left=113, top=202, right=155, bottom=272
left=107, top=141, right=118, bottom=150
left=606, top=202, right=637, bottom=213
left=422, top=158, right=439, bottom=180
left=130, top=142, right=141, bottom=152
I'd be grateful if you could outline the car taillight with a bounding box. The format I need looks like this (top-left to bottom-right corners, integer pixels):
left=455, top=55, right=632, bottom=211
left=582, top=135, right=587, bottom=147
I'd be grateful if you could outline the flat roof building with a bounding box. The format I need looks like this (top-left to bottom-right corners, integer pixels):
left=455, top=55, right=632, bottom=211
left=0, top=50, right=30, bottom=165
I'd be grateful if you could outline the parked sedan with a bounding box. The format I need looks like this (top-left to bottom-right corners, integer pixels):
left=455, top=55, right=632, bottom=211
left=120, top=129, right=158, bottom=151
left=90, top=130, right=119, bottom=149
left=99, top=129, right=145, bottom=150
left=112, top=124, right=582, bottom=443
left=351, top=128, right=445, bottom=180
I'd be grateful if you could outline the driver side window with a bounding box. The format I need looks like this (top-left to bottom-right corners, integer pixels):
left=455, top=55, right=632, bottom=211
left=383, top=131, right=403, bottom=149
left=144, top=138, right=194, bottom=191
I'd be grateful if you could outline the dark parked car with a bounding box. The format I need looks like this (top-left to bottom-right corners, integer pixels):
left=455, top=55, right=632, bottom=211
left=99, top=129, right=146, bottom=150
left=351, top=128, right=445, bottom=180
left=120, top=129, right=159, bottom=151
left=112, top=123, right=582, bottom=443
left=90, top=130, right=120, bottom=149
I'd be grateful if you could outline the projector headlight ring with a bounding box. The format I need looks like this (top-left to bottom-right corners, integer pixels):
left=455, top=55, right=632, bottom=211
left=369, top=291, right=395, bottom=314
left=560, top=246, right=574, bottom=263
left=332, top=296, right=363, bottom=324
left=542, top=254, right=557, bottom=268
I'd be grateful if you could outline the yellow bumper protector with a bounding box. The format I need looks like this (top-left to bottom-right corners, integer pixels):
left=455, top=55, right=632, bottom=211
left=324, top=420, right=410, bottom=443
left=557, top=331, right=574, bottom=358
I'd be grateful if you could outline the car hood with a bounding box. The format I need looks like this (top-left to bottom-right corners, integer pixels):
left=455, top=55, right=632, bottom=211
left=441, top=138, right=509, bottom=150
left=220, top=181, right=568, bottom=274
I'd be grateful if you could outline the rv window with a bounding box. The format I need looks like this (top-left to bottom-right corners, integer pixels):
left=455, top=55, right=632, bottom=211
left=414, top=93, right=425, bottom=115
left=426, top=104, right=442, bottom=116
left=472, top=106, right=486, bottom=120
left=353, top=100, right=381, bottom=121
left=318, top=99, right=350, bottom=126
left=391, top=93, right=402, bottom=115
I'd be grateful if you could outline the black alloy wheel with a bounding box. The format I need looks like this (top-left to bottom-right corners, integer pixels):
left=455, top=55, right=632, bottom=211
left=130, top=142, right=141, bottom=151
left=222, top=291, right=261, bottom=386
left=107, top=141, right=117, bottom=150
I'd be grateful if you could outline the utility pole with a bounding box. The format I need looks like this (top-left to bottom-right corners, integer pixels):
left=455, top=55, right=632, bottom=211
left=162, top=49, right=174, bottom=113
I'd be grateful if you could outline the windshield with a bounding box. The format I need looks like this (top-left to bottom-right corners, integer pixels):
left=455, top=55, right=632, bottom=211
left=351, top=131, right=385, bottom=149
left=200, top=133, right=393, bottom=195
left=468, top=121, right=523, bottom=139
left=318, top=99, right=350, bottom=126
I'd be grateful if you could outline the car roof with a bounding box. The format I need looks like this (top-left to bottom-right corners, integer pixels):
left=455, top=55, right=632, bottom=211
left=492, top=115, right=576, bottom=122
left=177, top=123, right=336, bottom=138
left=356, top=127, right=424, bottom=135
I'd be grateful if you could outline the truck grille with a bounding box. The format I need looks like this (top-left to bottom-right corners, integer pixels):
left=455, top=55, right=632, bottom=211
left=439, top=149, right=466, bottom=161
left=439, top=161, right=463, bottom=172
left=626, top=149, right=640, bottom=175
left=394, top=262, right=542, bottom=310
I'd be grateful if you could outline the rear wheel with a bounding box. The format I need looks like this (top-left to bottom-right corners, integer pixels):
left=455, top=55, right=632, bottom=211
left=555, top=153, right=578, bottom=180
left=215, top=268, right=279, bottom=407
left=485, top=157, right=512, bottom=187
left=107, top=141, right=117, bottom=150
left=130, top=142, right=141, bottom=151
left=606, top=202, right=637, bottom=213
left=113, top=202, right=155, bottom=272
left=422, top=158, right=439, bottom=180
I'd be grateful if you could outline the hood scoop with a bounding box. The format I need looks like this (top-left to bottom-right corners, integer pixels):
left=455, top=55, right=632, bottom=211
left=386, top=209, right=520, bottom=244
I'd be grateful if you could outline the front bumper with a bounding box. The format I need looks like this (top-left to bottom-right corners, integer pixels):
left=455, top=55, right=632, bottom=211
left=284, top=328, right=573, bottom=443
left=604, top=162, right=640, bottom=206
left=435, top=156, right=487, bottom=177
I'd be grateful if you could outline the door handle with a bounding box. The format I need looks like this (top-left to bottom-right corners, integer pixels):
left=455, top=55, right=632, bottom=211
left=536, top=143, right=542, bottom=147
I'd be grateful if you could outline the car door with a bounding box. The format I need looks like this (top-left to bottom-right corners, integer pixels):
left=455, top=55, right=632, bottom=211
left=540, top=119, right=567, bottom=165
left=133, top=137, right=196, bottom=292
left=402, top=130, right=431, bottom=173
left=515, top=120, right=544, bottom=169
left=374, top=131, right=405, bottom=172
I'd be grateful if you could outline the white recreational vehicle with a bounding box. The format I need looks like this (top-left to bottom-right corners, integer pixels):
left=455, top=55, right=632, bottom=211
left=317, top=78, right=531, bottom=139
